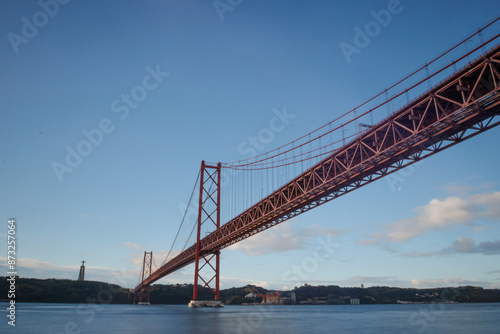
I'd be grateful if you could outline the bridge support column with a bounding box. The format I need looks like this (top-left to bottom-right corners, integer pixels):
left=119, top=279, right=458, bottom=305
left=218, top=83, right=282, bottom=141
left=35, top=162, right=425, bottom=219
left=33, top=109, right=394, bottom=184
left=136, top=251, right=152, bottom=305
left=190, top=161, right=224, bottom=308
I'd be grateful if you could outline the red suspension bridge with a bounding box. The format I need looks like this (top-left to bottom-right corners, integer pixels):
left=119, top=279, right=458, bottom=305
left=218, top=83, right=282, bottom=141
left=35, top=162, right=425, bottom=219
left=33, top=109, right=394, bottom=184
left=134, top=18, right=500, bottom=306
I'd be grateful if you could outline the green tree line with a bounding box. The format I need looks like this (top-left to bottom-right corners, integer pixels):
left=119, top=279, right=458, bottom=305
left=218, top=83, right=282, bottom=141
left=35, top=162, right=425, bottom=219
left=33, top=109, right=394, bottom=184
left=1, top=277, right=499, bottom=305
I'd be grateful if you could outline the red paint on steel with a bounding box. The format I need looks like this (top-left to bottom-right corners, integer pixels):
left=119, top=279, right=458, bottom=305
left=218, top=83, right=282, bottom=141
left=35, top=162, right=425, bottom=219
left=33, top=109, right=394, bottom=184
left=137, top=251, right=153, bottom=304
left=192, top=162, right=221, bottom=301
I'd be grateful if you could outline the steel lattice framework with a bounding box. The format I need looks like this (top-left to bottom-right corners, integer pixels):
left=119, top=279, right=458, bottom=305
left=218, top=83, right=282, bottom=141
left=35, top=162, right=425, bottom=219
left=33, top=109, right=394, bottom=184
left=135, top=43, right=500, bottom=295
left=192, top=162, right=221, bottom=301
left=135, top=251, right=153, bottom=304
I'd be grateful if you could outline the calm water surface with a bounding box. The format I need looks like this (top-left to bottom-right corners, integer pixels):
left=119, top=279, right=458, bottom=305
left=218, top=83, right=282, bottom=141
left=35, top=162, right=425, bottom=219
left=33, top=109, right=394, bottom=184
left=1, top=302, right=499, bottom=333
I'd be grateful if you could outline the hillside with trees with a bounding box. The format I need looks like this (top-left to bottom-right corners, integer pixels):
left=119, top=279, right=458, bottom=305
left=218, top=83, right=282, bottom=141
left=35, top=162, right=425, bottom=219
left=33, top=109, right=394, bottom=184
left=1, top=277, right=499, bottom=305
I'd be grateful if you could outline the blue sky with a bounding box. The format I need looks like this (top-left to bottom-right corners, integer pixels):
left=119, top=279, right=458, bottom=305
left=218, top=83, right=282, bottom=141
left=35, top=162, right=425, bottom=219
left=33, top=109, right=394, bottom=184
left=1, top=0, right=500, bottom=291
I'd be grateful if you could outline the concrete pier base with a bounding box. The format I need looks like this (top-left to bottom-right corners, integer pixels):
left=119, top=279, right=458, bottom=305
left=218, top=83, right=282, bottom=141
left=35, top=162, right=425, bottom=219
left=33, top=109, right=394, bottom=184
left=188, top=300, right=224, bottom=308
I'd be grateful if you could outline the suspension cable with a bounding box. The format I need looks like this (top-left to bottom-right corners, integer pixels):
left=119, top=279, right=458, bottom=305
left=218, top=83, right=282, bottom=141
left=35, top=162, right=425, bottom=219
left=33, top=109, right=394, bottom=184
left=219, top=17, right=500, bottom=169
left=160, top=170, right=201, bottom=267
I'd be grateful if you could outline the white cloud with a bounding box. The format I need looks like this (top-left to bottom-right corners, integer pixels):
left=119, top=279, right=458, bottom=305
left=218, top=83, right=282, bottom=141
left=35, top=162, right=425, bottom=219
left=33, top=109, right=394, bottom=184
left=227, top=221, right=341, bottom=256
left=334, top=276, right=495, bottom=289
left=387, top=197, right=473, bottom=242
left=0, top=256, right=137, bottom=287
left=447, top=238, right=481, bottom=254
left=123, top=241, right=142, bottom=249
left=486, top=269, right=500, bottom=275
left=408, top=277, right=491, bottom=288
left=441, top=183, right=474, bottom=196
left=334, top=276, right=407, bottom=287
left=443, top=238, right=500, bottom=255
left=225, top=275, right=499, bottom=290
left=441, top=182, right=496, bottom=196
left=361, top=191, right=500, bottom=244
left=10, top=257, right=79, bottom=271
left=129, top=249, right=182, bottom=269
left=220, top=276, right=272, bottom=289
left=402, top=238, right=500, bottom=257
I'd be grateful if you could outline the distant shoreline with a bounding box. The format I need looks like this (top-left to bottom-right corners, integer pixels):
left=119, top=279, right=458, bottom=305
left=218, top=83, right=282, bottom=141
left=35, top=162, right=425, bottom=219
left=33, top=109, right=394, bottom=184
left=1, top=277, right=499, bottom=305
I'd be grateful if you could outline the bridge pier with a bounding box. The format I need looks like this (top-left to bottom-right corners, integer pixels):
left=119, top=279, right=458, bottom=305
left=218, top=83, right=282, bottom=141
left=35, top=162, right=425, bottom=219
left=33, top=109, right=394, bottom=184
left=188, top=300, right=224, bottom=308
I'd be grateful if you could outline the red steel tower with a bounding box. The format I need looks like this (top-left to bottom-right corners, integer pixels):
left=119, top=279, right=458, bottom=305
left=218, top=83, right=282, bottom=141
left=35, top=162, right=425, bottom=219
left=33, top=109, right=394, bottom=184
left=136, top=251, right=153, bottom=304
left=189, top=161, right=223, bottom=308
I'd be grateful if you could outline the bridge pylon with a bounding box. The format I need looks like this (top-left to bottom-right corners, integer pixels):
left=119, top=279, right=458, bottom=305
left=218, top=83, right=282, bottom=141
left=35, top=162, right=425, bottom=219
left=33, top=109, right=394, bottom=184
left=135, top=251, right=153, bottom=305
left=189, top=161, right=223, bottom=308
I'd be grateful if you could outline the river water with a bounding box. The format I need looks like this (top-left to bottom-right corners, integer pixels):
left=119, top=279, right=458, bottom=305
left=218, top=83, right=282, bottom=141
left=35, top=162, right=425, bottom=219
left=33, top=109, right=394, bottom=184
left=1, top=302, right=499, bottom=333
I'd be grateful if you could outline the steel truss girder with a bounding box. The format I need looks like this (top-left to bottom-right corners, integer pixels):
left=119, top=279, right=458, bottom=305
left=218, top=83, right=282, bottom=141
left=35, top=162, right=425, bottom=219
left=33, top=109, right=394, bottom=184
left=135, top=44, right=500, bottom=293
